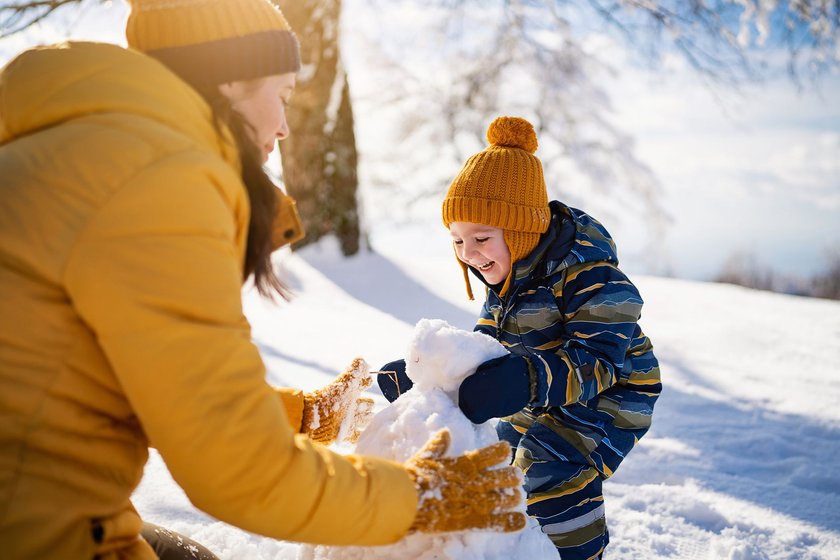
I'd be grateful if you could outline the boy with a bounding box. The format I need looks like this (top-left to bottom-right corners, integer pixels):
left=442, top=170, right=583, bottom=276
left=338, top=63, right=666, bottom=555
left=380, top=116, right=662, bottom=559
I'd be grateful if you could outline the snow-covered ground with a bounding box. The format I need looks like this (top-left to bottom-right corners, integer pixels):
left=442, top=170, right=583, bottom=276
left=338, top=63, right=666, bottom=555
left=133, top=226, right=840, bottom=559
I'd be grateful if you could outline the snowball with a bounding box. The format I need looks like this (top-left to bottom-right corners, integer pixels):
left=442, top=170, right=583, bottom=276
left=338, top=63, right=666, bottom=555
left=405, top=318, right=508, bottom=396
left=302, top=319, right=555, bottom=559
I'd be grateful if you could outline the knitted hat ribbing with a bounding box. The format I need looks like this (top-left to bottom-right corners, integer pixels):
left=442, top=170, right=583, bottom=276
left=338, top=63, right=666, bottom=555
left=442, top=116, right=550, bottom=299
left=126, top=0, right=300, bottom=88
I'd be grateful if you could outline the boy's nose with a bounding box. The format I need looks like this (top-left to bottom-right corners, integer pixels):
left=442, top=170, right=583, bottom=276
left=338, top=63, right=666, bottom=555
left=462, top=243, right=480, bottom=260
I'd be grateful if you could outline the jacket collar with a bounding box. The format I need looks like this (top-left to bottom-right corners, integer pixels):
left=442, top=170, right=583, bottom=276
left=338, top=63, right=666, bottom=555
left=477, top=201, right=619, bottom=300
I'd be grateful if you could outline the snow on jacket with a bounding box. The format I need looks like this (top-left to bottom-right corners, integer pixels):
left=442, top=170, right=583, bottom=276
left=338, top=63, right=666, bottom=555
left=474, top=201, right=662, bottom=478
left=0, top=41, right=417, bottom=559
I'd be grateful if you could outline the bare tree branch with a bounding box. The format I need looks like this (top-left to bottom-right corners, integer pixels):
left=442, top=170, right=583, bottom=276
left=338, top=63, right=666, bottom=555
left=1, top=0, right=89, bottom=38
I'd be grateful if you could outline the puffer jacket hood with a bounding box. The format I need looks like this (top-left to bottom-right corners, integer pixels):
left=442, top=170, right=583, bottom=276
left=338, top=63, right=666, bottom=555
left=525, top=200, right=619, bottom=278
left=0, top=41, right=236, bottom=165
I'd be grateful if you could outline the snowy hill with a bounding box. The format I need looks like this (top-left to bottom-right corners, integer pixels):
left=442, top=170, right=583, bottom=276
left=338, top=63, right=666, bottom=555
left=133, top=228, right=840, bottom=560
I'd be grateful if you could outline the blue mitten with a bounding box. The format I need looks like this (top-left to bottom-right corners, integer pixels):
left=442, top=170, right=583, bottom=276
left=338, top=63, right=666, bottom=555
left=458, top=354, right=532, bottom=424
left=377, top=359, right=413, bottom=402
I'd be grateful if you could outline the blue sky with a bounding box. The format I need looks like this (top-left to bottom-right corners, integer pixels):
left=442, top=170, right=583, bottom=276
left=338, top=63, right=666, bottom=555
left=603, top=48, right=839, bottom=280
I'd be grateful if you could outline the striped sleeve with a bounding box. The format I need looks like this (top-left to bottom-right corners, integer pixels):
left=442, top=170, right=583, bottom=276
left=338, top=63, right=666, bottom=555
left=530, top=262, right=644, bottom=408
left=474, top=300, right=498, bottom=338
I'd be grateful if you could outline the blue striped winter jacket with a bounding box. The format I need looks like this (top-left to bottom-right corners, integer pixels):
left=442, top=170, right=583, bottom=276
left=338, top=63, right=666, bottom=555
left=474, top=201, right=661, bottom=478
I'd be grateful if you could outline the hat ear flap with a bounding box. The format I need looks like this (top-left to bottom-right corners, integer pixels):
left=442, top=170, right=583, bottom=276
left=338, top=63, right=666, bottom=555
left=498, top=230, right=540, bottom=297
left=452, top=248, right=475, bottom=301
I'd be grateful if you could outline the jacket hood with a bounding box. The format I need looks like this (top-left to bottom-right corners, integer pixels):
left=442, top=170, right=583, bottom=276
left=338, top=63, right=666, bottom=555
left=471, top=201, right=619, bottom=296
left=0, top=41, right=236, bottom=164
left=548, top=201, right=618, bottom=268
left=506, top=201, right=619, bottom=290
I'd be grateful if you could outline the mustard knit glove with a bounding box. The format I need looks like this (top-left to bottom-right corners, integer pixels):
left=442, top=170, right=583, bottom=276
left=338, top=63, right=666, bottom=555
left=404, top=429, right=526, bottom=534
left=302, top=357, right=374, bottom=445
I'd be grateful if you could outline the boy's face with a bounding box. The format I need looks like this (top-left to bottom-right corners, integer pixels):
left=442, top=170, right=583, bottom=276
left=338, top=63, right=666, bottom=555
left=449, top=222, right=512, bottom=286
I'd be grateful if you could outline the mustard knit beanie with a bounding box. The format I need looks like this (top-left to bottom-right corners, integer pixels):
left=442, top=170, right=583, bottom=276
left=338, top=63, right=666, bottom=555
left=442, top=116, right=550, bottom=300
left=126, top=0, right=300, bottom=88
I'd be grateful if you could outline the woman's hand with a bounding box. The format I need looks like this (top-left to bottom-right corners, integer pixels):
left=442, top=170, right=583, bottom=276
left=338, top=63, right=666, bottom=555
left=404, top=429, right=526, bottom=534
left=302, top=357, right=374, bottom=444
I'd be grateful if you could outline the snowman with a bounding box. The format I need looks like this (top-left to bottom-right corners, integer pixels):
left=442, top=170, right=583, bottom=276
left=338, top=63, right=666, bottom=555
left=300, top=319, right=554, bottom=560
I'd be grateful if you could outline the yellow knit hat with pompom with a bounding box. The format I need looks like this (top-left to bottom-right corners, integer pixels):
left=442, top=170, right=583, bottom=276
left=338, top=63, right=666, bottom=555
left=442, top=116, right=550, bottom=300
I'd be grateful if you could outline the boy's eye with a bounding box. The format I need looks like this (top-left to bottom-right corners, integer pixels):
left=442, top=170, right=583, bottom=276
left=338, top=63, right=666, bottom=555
left=476, top=237, right=489, bottom=243
left=453, top=239, right=463, bottom=245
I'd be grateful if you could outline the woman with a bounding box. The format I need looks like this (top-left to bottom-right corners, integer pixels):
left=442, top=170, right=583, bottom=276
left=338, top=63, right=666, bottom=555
left=0, top=1, right=524, bottom=558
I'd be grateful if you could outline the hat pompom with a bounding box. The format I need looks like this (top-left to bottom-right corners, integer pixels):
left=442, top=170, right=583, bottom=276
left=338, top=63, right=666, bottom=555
left=486, top=116, right=538, bottom=154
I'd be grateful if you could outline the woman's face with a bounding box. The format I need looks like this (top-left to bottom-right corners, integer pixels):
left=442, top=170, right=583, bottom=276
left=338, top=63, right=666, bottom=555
left=219, top=72, right=296, bottom=163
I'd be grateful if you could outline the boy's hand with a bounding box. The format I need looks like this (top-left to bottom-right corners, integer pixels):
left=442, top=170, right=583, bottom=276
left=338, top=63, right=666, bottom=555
left=376, top=359, right=413, bottom=402
left=302, top=357, right=374, bottom=444
left=458, top=354, right=533, bottom=424
left=405, top=429, right=526, bottom=534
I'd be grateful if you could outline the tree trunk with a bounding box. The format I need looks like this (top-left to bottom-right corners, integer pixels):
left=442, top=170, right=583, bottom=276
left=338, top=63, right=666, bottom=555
left=275, top=0, right=361, bottom=256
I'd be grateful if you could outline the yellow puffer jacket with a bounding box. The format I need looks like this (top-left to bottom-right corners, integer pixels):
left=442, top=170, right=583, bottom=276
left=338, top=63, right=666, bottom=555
left=0, top=42, right=417, bottom=559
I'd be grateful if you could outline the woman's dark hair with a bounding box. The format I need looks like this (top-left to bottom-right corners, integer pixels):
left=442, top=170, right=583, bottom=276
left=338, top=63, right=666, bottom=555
left=193, top=82, right=290, bottom=300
